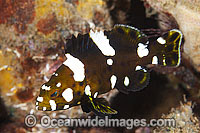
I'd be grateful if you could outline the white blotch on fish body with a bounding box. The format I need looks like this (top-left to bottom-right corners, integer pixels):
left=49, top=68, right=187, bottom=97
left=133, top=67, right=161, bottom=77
left=157, top=37, right=166, bottom=44
left=49, top=100, right=56, bottom=111
left=135, top=65, right=147, bottom=72
left=152, top=56, right=158, bottom=65
left=143, top=68, right=147, bottom=72
left=41, top=84, right=51, bottom=91
left=56, top=82, right=61, bottom=87
left=63, top=105, right=69, bottom=109
left=110, top=75, right=117, bottom=89
left=37, top=96, right=43, bottom=102
left=53, top=73, right=58, bottom=76
left=107, top=58, right=113, bottom=65
left=62, top=88, right=74, bottom=102
left=137, top=43, right=149, bottom=58
left=43, top=107, right=47, bottom=111
left=124, top=76, right=130, bottom=86
left=89, top=30, right=115, bottom=56
left=135, top=65, right=142, bottom=71
left=94, top=92, right=98, bottom=98
left=85, top=85, right=91, bottom=96
left=63, top=54, right=85, bottom=82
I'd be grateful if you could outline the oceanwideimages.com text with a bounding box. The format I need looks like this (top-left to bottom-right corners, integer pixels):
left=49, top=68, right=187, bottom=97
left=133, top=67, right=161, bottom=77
left=25, top=114, right=176, bottom=129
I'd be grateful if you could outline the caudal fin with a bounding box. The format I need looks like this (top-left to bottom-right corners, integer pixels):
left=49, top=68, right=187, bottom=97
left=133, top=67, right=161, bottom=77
left=151, top=29, right=183, bottom=67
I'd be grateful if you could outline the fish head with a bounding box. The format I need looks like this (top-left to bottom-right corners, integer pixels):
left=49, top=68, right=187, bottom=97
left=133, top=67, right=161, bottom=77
left=36, top=64, right=85, bottom=111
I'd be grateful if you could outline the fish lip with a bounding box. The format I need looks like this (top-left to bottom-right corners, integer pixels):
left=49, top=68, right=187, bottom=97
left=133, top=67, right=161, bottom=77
left=35, top=100, right=49, bottom=107
left=35, top=101, right=49, bottom=111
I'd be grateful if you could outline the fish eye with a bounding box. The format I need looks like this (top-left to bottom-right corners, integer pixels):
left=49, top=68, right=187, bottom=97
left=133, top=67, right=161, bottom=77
left=51, top=91, right=59, bottom=98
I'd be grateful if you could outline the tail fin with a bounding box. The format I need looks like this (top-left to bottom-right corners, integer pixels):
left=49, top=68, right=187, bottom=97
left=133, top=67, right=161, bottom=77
left=151, top=29, right=183, bottom=67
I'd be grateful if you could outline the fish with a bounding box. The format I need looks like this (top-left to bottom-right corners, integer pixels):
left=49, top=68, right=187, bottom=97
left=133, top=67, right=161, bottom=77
left=36, top=24, right=183, bottom=116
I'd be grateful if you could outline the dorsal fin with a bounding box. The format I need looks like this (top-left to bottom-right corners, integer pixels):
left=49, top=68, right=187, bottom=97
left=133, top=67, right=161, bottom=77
left=65, top=25, right=149, bottom=58
left=112, top=24, right=148, bottom=45
left=65, top=33, right=96, bottom=58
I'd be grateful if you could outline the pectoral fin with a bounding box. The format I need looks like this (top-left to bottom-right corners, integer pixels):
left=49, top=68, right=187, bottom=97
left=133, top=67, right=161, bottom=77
left=81, top=95, right=117, bottom=117
left=116, top=66, right=150, bottom=94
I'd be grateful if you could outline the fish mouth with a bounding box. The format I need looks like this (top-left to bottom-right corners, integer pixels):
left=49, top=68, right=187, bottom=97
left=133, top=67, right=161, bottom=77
left=35, top=100, right=49, bottom=111
left=35, top=101, right=51, bottom=111
left=35, top=96, right=52, bottom=111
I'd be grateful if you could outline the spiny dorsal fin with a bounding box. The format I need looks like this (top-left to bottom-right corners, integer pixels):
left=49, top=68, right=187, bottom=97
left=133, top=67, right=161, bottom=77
left=65, top=25, right=148, bottom=58
left=65, top=33, right=96, bottom=57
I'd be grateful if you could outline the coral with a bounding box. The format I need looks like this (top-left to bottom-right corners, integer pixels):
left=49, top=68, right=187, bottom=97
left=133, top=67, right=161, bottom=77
left=0, top=0, right=35, bottom=33
left=154, top=101, right=200, bottom=132
left=0, top=0, right=13, bottom=24
left=36, top=13, right=58, bottom=35
left=35, top=0, right=70, bottom=20
left=0, top=0, right=112, bottom=132
left=0, top=50, right=22, bottom=102
left=76, top=0, right=105, bottom=19
left=16, top=88, right=34, bottom=103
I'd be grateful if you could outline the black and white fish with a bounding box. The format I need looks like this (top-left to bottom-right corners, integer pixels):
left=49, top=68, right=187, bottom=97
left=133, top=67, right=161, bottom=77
left=36, top=24, right=183, bottom=116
